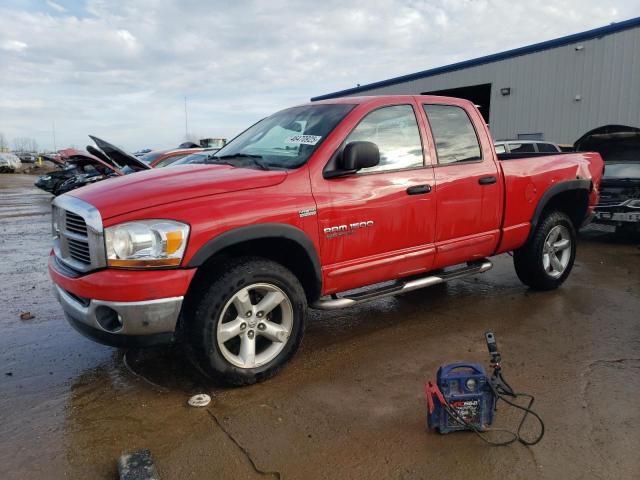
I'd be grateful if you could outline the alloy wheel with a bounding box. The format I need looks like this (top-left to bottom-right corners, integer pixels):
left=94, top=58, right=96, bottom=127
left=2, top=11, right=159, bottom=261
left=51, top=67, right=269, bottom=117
left=542, top=225, right=572, bottom=278
left=216, top=283, right=293, bottom=368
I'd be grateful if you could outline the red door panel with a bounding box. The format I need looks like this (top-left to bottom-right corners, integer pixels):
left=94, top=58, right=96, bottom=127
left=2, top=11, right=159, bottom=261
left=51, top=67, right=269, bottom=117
left=314, top=169, right=436, bottom=293
left=420, top=101, right=502, bottom=268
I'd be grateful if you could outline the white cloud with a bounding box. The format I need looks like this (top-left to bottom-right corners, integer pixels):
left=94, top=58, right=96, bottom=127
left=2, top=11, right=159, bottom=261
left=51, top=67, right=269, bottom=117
left=0, top=0, right=639, bottom=151
left=2, top=39, right=27, bottom=51
left=45, top=0, right=66, bottom=13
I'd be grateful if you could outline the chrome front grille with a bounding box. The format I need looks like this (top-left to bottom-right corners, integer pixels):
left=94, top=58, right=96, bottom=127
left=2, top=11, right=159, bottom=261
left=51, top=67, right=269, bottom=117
left=67, top=236, right=91, bottom=264
left=65, top=211, right=88, bottom=236
left=52, top=196, right=106, bottom=273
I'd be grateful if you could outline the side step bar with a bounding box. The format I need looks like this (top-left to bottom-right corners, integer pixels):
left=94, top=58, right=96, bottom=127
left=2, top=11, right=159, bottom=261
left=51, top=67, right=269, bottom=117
left=312, top=259, right=493, bottom=310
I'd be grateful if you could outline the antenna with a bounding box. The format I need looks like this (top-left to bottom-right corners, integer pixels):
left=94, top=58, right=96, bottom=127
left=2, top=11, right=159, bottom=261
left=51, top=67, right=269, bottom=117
left=52, top=121, right=57, bottom=152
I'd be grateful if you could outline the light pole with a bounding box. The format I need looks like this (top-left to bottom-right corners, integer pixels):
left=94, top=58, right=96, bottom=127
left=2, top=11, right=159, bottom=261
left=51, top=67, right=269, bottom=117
left=184, top=96, right=189, bottom=139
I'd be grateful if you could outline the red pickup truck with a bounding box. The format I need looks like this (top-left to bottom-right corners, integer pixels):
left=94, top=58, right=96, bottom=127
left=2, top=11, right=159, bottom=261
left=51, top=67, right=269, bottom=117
left=49, top=95, right=603, bottom=385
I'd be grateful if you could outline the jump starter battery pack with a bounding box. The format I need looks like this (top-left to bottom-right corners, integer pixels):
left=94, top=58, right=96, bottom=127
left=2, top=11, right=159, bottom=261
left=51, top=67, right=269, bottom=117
left=427, top=363, right=495, bottom=433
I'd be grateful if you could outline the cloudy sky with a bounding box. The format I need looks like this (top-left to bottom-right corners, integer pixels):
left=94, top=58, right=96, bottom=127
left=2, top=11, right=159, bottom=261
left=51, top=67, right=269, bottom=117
left=1, top=0, right=639, bottom=151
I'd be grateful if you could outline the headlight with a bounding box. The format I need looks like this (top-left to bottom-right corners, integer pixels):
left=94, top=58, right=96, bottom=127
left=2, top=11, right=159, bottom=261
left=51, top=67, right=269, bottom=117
left=105, top=220, right=189, bottom=268
left=626, top=199, right=640, bottom=209
left=42, top=175, right=51, bottom=180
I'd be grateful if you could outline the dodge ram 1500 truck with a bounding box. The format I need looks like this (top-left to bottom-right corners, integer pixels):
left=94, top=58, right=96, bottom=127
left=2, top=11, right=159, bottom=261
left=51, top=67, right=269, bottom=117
left=49, top=95, right=604, bottom=385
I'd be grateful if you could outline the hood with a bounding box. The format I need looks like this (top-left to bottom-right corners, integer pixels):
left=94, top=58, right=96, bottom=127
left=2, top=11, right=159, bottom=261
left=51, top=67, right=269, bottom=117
left=69, top=164, right=287, bottom=219
left=42, top=153, right=65, bottom=166
left=89, top=135, right=151, bottom=172
left=58, top=148, right=121, bottom=174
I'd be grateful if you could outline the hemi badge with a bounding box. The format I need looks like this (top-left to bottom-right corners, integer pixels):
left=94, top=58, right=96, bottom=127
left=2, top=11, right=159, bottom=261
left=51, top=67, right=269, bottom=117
left=299, top=208, right=317, bottom=218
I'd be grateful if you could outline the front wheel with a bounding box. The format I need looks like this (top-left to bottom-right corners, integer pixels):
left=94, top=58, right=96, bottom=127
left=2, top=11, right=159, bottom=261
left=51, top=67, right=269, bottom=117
left=514, top=211, right=576, bottom=290
left=185, top=257, right=306, bottom=386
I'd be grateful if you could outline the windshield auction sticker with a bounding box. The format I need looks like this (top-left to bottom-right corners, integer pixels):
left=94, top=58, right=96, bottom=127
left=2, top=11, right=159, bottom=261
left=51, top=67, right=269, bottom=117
left=285, top=135, right=322, bottom=145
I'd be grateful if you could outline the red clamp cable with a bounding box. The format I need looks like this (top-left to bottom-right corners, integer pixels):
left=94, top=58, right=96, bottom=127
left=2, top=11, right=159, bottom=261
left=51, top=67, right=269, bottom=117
left=424, top=381, right=447, bottom=414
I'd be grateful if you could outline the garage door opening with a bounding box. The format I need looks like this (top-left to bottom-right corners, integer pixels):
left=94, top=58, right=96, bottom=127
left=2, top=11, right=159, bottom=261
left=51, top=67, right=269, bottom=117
left=422, top=83, right=492, bottom=123
left=574, top=125, right=640, bottom=162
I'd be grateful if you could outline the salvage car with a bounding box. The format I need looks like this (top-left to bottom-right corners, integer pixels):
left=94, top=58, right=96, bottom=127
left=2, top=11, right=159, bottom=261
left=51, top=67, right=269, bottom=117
left=592, top=161, right=640, bottom=233
left=49, top=95, right=604, bottom=386
left=35, top=148, right=123, bottom=196
left=35, top=138, right=150, bottom=195
left=0, top=152, right=22, bottom=173
left=139, top=147, right=205, bottom=168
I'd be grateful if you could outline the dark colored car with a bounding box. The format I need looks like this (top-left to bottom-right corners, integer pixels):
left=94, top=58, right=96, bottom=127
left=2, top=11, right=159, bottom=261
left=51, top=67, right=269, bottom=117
left=575, top=125, right=640, bottom=234
left=35, top=137, right=151, bottom=195
left=593, top=161, right=640, bottom=233
left=35, top=149, right=121, bottom=195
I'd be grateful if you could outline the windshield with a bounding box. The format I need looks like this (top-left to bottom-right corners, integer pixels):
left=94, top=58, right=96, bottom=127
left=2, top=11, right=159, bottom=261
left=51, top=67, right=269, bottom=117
left=213, top=104, right=355, bottom=169
left=604, top=163, right=640, bottom=179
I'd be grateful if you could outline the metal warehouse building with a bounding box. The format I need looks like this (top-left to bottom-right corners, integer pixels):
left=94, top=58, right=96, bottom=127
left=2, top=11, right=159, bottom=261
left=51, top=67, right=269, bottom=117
left=312, top=17, right=640, bottom=153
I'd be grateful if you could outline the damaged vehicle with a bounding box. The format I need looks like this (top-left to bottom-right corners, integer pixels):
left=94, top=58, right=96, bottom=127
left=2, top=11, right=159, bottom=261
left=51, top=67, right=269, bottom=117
left=36, top=149, right=121, bottom=196
left=592, top=162, right=640, bottom=233
left=575, top=125, right=640, bottom=233
left=139, top=146, right=205, bottom=168
left=35, top=137, right=150, bottom=196
left=0, top=152, right=22, bottom=173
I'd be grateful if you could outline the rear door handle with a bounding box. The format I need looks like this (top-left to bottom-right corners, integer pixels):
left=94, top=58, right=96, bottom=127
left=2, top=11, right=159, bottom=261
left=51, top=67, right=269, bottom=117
left=406, top=184, right=431, bottom=195
left=478, top=176, right=497, bottom=185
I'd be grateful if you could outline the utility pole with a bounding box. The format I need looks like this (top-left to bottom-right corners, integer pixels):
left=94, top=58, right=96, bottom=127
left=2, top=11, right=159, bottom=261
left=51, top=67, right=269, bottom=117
left=184, top=96, right=189, bottom=138
left=52, top=121, right=57, bottom=152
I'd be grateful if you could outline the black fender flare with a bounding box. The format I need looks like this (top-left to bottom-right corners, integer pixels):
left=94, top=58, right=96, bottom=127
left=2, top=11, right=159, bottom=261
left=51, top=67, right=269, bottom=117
left=528, top=179, right=592, bottom=240
left=186, top=222, right=322, bottom=290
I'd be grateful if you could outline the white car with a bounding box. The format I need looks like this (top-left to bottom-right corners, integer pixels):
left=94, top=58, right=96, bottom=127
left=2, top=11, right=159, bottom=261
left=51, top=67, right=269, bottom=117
left=0, top=153, right=22, bottom=173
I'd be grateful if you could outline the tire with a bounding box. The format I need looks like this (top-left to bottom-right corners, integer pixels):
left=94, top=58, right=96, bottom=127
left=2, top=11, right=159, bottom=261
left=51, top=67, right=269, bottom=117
left=514, top=211, right=577, bottom=291
left=185, top=257, right=306, bottom=386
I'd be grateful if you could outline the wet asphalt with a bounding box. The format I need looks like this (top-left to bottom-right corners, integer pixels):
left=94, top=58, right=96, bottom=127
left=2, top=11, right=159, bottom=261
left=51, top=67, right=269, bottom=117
left=1, top=173, right=639, bottom=479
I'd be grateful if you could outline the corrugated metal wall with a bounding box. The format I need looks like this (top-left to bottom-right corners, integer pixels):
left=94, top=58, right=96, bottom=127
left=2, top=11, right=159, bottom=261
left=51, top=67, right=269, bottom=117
left=344, top=26, right=640, bottom=145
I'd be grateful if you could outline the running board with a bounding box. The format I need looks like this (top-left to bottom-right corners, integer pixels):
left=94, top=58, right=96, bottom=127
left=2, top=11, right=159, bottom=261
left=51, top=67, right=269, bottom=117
left=311, top=260, right=493, bottom=310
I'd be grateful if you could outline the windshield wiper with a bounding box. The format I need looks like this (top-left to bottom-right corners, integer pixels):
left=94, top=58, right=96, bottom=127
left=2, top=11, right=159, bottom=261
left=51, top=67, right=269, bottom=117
left=210, top=153, right=269, bottom=170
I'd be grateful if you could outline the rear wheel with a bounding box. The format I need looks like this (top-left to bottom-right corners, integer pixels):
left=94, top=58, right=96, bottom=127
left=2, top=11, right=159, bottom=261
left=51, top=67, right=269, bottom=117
left=185, top=257, right=306, bottom=386
left=514, top=211, right=576, bottom=290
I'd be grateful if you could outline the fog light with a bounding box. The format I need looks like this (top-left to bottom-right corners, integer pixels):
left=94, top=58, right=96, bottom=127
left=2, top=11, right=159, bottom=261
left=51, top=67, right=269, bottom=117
left=95, top=306, right=123, bottom=332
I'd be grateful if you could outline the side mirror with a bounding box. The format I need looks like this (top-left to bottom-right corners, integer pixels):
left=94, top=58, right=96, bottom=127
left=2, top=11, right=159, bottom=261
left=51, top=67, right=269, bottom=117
left=341, top=141, right=380, bottom=171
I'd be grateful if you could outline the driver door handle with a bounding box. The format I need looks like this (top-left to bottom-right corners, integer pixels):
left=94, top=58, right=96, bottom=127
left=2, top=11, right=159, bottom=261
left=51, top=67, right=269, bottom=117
left=406, top=184, right=431, bottom=195
left=478, top=176, right=497, bottom=185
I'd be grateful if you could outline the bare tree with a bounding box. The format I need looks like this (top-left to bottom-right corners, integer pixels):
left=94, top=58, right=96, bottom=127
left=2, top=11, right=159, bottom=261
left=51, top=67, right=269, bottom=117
left=0, top=132, right=7, bottom=152
left=12, top=137, right=39, bottom=153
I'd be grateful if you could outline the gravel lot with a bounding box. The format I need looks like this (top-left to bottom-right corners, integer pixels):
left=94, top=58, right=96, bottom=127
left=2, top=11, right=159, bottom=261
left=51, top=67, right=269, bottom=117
left=1, top=173, right=639, bottom=479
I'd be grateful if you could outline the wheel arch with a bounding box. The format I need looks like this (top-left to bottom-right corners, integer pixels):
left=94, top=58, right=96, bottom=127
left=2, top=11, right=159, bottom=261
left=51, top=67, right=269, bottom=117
left=186, top=223, right=322, bottom=303
left=529, top=179, right=592, bottom=240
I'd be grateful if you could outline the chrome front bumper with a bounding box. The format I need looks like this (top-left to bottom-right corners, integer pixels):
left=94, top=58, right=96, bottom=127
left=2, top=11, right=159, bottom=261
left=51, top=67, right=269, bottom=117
left=53, top=284, right=183, bottom=346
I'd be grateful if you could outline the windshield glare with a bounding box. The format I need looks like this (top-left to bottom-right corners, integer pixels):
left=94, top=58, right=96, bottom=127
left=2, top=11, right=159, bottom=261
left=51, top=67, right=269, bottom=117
left=214, top=104, right=354, bottom=169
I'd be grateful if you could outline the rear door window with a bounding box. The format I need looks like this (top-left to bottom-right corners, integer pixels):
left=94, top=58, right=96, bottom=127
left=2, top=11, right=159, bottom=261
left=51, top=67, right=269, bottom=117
left=536, top=143, right=559, bottom=153
left=508, top=143, right=535, bottom=153
left=423, top=104, right=482, bottom=165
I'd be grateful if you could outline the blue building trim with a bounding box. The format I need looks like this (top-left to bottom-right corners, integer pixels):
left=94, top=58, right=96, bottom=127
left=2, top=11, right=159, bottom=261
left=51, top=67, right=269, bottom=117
left=311, top=16, right=640, bottom=101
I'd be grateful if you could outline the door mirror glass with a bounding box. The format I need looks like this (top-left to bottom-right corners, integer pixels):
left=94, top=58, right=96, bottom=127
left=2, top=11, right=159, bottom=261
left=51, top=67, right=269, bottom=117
left=341, top=141, right=380, bottom=171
